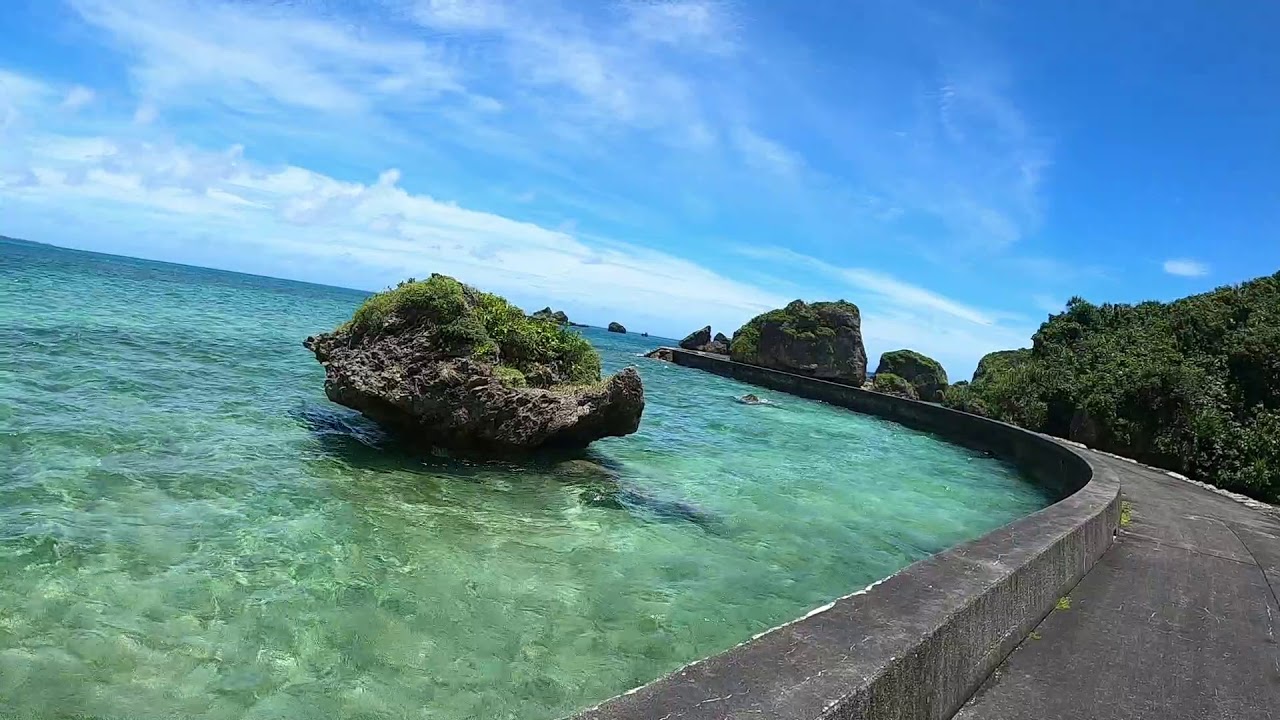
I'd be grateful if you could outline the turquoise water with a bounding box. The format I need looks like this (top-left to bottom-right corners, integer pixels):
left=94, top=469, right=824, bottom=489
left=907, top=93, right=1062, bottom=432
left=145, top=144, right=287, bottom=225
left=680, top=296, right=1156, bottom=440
left=0, top=237, right=1052, bottom=719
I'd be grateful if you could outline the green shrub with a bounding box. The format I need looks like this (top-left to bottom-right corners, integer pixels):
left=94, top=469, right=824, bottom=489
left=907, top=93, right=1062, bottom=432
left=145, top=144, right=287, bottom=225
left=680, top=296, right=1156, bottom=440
left=343, top=275, right=601, bottom=388
left=872, top=372, right=917, bottom=399
left=729, top=299, right=860, bottom=361
left=960, top=272, right=1280, bottom=501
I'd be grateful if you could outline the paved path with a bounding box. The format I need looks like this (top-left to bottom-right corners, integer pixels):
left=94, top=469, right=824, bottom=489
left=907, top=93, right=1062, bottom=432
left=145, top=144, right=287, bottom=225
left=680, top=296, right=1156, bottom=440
left=956, top=450, right=1280, bottom=719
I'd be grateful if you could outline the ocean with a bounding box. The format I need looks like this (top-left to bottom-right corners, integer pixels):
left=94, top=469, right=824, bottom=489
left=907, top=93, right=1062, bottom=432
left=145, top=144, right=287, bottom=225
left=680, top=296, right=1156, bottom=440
left=0, top=237, right=1050, bottom=719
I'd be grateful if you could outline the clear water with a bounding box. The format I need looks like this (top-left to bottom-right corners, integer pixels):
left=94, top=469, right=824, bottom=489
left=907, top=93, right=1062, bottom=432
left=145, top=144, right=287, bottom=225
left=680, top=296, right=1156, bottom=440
left=0, top=237, right=1052, bottom=720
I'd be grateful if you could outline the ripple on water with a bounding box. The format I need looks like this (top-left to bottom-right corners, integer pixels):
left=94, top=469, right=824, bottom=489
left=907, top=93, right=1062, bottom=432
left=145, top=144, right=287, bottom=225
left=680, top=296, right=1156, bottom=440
left=0, top=239, right=1052, bottom=719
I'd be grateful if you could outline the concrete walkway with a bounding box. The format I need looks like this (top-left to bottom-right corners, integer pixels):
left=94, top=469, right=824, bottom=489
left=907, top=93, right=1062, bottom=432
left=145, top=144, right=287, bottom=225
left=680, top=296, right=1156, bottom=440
left=956, top=450, right=1280, bottom=719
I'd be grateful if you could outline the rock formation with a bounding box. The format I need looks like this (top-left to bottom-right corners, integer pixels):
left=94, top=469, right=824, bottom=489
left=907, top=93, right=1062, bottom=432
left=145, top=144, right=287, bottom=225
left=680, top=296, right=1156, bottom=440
left=871, top=372, right=918, bottom=399
left=304, top=274, right=644, bottom=455
left=680, top=325, right=711, bottom=350
left=530, top=307, right=571, bottom=325
left=679, top=326, right=730, bottom=354
left=729, top=299, right=868, bottom=385
left=708, top=332, right=730, bottom=354
left=874, top=349, right=949, bottom=402
left=608, top=322, right=627, bottom=333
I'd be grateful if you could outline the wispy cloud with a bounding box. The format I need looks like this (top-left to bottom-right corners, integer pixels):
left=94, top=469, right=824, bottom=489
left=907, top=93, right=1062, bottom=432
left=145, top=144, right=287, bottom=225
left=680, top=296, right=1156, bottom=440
left=1163, top=258, right=1209, bottom=277
left=71, top=0, right=465, bottom=114
left=731, top=126, right=801, bottom=177
left=0, top=80, right=784, bottom=333
left=60, top=85, right=96, bottom=111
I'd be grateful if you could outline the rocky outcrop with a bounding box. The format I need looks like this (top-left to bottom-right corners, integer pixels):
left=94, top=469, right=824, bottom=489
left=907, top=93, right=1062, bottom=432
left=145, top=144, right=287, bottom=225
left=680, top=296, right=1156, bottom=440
left=608, top=322, right=627, bottom=334
left=531, top=307, right=571, bottom=325
left=730, top=299, right=868, bottom=385
left=871, top=372, right=917, bottom=399
left=679, top=326, right=730, bottom=355
left=645, top=348, right=674, bottom=362
left=707, top=332, right=730, bottom=354
left=875, top=349, right=949, bottom=402
left=680, top=326, right=712, bottom=350
left=304, top=274, right=644, bottom=455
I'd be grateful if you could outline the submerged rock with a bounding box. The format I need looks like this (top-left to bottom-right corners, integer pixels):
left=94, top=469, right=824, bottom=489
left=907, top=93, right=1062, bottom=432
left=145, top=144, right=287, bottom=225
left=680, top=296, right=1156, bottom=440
left=304, top=274, right=644, bottom=455
left=729, top=299, right=868, bottom=385
left=607, top=321, right=627, bottom=333
left=874, top=349, right=948, bottom=402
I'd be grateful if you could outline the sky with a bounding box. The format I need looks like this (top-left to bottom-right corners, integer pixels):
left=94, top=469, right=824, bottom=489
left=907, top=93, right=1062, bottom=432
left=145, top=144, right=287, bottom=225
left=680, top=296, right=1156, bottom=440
left=1, top=0, right=1278, bottom=378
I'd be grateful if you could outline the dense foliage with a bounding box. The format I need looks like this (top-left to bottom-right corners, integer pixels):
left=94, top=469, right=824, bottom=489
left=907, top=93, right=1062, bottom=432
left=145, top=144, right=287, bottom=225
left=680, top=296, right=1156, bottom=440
left=730, top=299, right=856, bottom=358
left=945, top=273, right=1280, bottom=501
left=875, top=349, right=948, bottom=401
left=346, top=275, right=601, bottom=388
left=872, top=372, right=917, bottom=399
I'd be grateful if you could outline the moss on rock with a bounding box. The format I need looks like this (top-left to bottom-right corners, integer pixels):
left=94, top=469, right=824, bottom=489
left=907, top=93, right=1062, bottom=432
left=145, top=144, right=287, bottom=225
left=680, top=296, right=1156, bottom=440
left=872, top=372, right=917, bottom=399
left=875, top=349, right=949, bottom=402
left=346, top=274, right=600, bottom=388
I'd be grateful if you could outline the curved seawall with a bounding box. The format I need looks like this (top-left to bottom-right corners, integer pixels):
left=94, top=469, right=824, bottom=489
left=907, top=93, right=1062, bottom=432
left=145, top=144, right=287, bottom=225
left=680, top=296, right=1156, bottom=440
left=571, top=349, right=1121, bottom=720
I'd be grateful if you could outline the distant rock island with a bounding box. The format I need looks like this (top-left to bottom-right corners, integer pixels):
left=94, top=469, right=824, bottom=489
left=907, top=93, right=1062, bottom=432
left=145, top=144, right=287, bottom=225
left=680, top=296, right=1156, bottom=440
left=530, top=306, right=587, bottom=327
left=729, top=299, right=868, bottom=385
left=530, top=306, right=570, bottom=325
left=304, top=275, right=644, bottom=455
left=607, top=322, right=627, bottom=333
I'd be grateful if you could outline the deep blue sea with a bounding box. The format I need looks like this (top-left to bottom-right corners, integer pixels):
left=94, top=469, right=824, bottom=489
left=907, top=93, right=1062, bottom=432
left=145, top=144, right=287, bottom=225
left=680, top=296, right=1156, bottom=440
left=0, top=237, right=1051, bottom=719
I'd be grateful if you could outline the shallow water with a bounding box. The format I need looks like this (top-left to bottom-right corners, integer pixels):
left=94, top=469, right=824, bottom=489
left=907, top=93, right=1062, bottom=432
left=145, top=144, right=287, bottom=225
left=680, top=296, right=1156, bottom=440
left=0, top=237, right=1052, bottom=719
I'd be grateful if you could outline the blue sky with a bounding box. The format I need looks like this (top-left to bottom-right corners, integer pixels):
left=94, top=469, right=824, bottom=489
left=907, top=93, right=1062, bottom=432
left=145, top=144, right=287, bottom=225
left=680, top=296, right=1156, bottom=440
left=2, top=0, right=1277, bottom=377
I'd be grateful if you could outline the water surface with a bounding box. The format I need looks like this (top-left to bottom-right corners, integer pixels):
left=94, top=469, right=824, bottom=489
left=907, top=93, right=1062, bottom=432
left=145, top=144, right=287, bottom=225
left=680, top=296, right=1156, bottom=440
left=0, top=238, right=1052, bottom=719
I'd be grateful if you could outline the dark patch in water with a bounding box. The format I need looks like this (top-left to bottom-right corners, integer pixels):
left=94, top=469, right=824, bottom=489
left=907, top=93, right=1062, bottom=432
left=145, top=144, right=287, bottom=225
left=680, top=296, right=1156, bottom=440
left=295, top=404, right=721, bottom=529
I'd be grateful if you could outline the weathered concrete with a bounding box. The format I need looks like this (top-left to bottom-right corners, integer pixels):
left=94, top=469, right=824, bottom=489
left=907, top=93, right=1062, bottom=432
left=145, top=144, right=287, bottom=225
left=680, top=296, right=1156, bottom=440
left=570, top=349, right=1121, bottom=720
left=955, top=453, right=1280, bottom=720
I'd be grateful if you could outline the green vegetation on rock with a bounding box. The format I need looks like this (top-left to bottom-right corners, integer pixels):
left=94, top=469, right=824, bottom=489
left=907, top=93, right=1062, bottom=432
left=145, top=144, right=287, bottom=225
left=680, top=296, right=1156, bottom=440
left=346, top=274, right=600, bottom=388
left=729, top=299, right=867, bottom=385
left=944, top=273, right=1280, bottom=501
left=872, top=372, right=917, bottom=399
left=875, top=349, right=948, bottom=401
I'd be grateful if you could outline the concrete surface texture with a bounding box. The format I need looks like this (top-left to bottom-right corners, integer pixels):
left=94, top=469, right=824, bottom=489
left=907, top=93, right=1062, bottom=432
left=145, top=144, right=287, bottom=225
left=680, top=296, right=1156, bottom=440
left=956, top=450, right=1280, bottom=720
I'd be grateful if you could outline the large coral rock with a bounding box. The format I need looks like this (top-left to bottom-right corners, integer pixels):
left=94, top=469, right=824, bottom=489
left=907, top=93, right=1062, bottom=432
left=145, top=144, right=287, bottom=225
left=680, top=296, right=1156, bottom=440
left=730, top=299, right=868, bottom=385
left=304, top=275, right=643, bottom=455
left=875, top=349, right=949, bottom=402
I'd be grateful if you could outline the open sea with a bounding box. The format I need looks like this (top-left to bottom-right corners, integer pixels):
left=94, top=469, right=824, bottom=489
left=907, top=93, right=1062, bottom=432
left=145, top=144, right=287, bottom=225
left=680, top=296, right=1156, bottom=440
left=0, top=237, right=1051, bottom=719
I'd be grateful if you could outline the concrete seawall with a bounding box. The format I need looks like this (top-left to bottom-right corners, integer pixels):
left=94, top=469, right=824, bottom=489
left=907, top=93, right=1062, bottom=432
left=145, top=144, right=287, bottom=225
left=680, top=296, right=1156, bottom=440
left=571, top=349, right=1121, bottom=720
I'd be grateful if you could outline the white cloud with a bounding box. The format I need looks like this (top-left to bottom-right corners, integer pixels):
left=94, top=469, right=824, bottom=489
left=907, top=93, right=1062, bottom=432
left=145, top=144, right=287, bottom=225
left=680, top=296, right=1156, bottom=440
left=625, top=0, right=737, bottom=54
left=2, top=118, right=784, bottom=331
left=1163, top=258, right=1208, bottom=277
left=61, top=85, right=96, bottom=111
left=133, top=103, right=157, bottom=125
left=71, top=0, right=464, bottom=114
